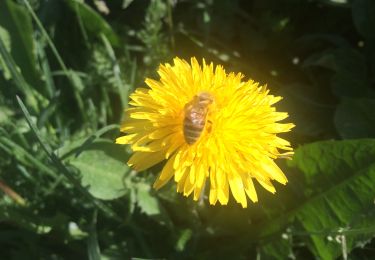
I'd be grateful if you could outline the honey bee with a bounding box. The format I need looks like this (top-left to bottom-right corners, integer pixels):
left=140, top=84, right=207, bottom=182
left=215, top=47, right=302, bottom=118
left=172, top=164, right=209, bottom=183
left=183, top=92, right=214, bottom=145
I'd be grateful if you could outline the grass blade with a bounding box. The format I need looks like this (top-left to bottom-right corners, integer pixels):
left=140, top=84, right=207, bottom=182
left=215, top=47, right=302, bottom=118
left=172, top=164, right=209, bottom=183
left=22, top=0, right=86, bottom=121
left=16, top=95, right=121, bottom=221
left=0, top=36, right=39, bottom=111
left=101, top=34, right=128, bottom=110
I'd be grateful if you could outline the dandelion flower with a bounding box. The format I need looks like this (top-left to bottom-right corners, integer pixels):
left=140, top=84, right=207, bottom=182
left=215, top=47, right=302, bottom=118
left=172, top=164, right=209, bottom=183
left=116, top=57, right=294, bottom=208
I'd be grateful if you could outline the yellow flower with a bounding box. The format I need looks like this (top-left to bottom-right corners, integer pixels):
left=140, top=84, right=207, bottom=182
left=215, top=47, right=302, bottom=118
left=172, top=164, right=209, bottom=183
left=116, top=57, right=294, bottom=208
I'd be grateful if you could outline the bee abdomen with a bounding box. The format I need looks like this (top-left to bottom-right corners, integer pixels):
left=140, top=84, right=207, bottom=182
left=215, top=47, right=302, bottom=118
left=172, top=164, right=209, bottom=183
left=182, top=92, right=214, bottom=145
left=183, top=118, right=205, bottom=144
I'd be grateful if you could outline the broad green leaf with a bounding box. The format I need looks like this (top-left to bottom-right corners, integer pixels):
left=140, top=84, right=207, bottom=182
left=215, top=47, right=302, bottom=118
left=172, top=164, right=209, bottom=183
left=294, top=163, right=375, bottom=260
left=258, top=140, right=375, bottom=259
left=258, top=234, right=293, bottom=260
left=65, top=0, right=120, bottom=46
left=69, top=139, right=131, bottom=200
left=132, top=182, right=173, bottom=227
left=334, top=98, right=375, bottom=139
left=289, top=139, right=375, bottom=188
left=17, top=96, right=118, bottom=220
left=135, top=182, right=161, bottom=216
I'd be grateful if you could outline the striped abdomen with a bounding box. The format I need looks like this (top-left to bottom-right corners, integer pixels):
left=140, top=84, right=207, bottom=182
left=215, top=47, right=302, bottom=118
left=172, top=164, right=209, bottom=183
left=183, top=92, right=214, bottom=145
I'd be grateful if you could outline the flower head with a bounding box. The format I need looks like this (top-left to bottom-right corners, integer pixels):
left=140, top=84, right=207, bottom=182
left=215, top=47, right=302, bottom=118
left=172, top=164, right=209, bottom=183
left=116, top=57, right=294, bottom=207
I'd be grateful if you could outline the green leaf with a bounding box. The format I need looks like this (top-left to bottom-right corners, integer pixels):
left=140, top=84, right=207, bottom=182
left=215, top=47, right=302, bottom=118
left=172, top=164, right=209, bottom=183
left=132, top=181, right=173, bottom=227
left=100, top=34, right=128, bottom=110
left=334, top=98, right=375, bottom=139
left=17, top=96, right=120, bottom=220
left=87, top=211, right=101, bottom=260
left=0, top=105, right=14, bottom=124
left=69, top=139, right=131, bottom=200
left=330, top=48, right=369, bottom=97
left=258, top=140, right=375, bottom=259
left=0, top=25, right=11, bottom=80
left=0, top=25, right=40, bottom=111
left=289, top=139, right=375, bottom=187
left=0, top=0, right=41, bottom=86
left=135, top=182, right=161, bottom=216
left=122, top=0, right=135, bottom=9
left=294, top=164, right=375, bottom=260
left=65, top=0, right=120, bottom=46
left=56, top=124, right=119, bottom=160
left=258, top=234, right=293, bottom=260
left=175, top=229, right=193, bottom=252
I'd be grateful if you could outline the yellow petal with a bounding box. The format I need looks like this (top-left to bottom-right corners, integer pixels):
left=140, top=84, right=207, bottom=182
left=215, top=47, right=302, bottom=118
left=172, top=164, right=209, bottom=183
left=116, top=134, right=137, bottom=144
left=183, top=168, right=195, bottom=197
left=153, top=154, right=176, bottom=190
left=217, top=178, right=229, bottom=205
left=128, top=151, right=165, bottom=172
left=257, top=178, right=276, bottom=194
left=177, top=169, right=188, bottom=193
left=209, top=188, right=218, bottom=205
left=116, top=57, right=294, bottom=207
left=243, top=177, right=258, bottom=203
left=260, top=159, right=288, bottom=185
left=175, top=166, right=187, bottom=182
left=193, top=161, right=206, bottom=200
left=228, top=171, right=247, bottom=208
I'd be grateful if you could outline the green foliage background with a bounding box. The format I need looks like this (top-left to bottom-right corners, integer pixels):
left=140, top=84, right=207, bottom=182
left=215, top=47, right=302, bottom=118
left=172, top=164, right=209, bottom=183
left=1, top=0, right=375, bottom=259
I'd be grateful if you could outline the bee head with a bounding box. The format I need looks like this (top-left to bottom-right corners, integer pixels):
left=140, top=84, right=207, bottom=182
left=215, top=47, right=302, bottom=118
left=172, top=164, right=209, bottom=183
left=197, top=91, right=214, bottom=104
